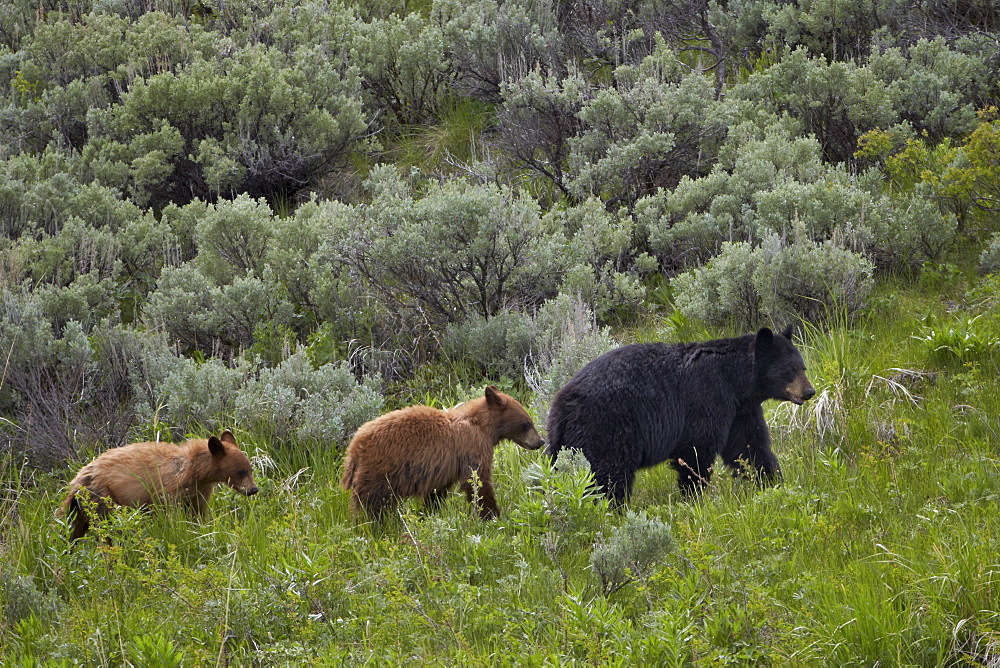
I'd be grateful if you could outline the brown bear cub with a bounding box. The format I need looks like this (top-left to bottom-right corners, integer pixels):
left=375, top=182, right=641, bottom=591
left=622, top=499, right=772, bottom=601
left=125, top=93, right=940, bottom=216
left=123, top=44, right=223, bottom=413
left=342, top=386, right=544, bottom=520
left=60, top=430, right=259, bottom=541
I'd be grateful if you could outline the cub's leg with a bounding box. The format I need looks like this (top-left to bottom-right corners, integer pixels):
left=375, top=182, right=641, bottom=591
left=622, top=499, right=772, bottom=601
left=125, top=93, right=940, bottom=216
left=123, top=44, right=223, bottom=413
left=460, top=465, right=499, bottom=520
left=66, top=495, right=91, bottom=541
left=350, top=474, right=399, bottom=520
left=424, top=486, right=452, bottom=513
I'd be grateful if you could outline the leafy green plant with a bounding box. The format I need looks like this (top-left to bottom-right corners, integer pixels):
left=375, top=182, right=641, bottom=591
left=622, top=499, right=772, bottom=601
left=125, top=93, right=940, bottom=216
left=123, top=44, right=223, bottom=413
left=513, top=448, right=608, bottom=539
left=915, top=314, right=998, bottom=364
left=917, top=261, right=966, bottom=292
left=126, top=633, right=185, bottom=668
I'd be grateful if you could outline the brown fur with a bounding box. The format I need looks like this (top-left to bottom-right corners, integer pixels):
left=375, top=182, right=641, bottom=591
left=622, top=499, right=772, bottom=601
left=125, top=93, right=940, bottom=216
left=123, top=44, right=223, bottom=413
left=341, top=386, right=544, bottom=520
left=59, top=430, right=258, bottom=541
left=784, top=370, right=815, bottom=405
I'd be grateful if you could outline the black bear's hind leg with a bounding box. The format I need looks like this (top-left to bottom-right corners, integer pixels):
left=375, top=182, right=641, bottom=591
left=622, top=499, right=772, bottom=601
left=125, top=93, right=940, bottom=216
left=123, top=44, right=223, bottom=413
left=594, top=465, right=635, bottom=507
left=672, top=445, right=713, bottom=496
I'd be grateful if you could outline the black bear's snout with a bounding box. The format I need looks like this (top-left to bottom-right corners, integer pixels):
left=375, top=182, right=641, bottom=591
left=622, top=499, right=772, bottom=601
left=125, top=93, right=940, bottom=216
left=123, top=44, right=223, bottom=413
left=245, top=486, right=259, bottom=496
left=803, top=387, right=816, bottom=401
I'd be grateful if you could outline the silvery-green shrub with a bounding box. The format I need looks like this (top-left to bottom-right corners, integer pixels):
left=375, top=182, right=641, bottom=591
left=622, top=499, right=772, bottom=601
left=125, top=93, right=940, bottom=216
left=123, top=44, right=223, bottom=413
left=144, top=263, right=294, bottom=354
left=437, top=0, right=564, bottom=103
left=440, top=312, right=536, bottom=380
left=750, top=170, right=879, bottom=245
left=1, top=573, right=59, bottom=627
left=670, top=241, right=760, bottom=327
left=496, top=67, right=587, bottom=198
left=133, top=332, right=378, bottom=445
left=0, top=290, right=93, bottom=464
left=869, top=37, right=986, bottom=140
left=83, top=39, right=367, bottom=204
left=34, top=273, right=118, bottom=333
left=980, top=233, right=1000, bottom=274
left=265, top=199, right=345, bottom=311
left=729, top=47, right=897, bottom=162
left=211, top=267, right=296, bottom=351
left=868, top=190, right=959, bottom=270
left=143, top=263, right=219, bottom=352
left=590, top=511, right=675, bottom=596
left=194, top=195, right=275, bottom=284
left=351, top=12, right=449, bottom=128
left=0, top=292, right=142, bottom=465
left=753, top=234, right=875, bottom=324
left=336, top=169, right=564, bottom=325
left=567, top=45, right=723, bottom=209
left=17, top=217, right=121, bottom=288
left=525, top=294, right=617, bottom=431
left=118, top=211, right=184, bottom=282
left=641, top=128, right=834, bottom=269
left=234, top=349, right=382, bottom=446
left=549, top=198, right=649, bottom=320
left=136, top=354, right=247, bottom=438
left=671, top=235, right=874, bottom=328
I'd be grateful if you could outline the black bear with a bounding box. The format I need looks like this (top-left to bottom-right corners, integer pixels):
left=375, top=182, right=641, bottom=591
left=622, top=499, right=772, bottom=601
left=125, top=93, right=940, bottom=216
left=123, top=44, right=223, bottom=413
left=546, top=326, right=814, bottom=502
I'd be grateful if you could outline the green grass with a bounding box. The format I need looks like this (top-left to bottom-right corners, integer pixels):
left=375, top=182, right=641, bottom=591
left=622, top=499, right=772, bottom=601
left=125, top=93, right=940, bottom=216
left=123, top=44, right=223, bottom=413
left=385, top=98, right=493, bottom=176
left=3, top=278, right=1000, bottom=664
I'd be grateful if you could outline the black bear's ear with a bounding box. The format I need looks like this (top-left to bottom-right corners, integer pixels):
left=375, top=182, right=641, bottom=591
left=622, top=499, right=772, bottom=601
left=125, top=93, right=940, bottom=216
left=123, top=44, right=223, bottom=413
left=208, top=435, right=226, bottom=457
left=220, top=429, right=237, bottom=445
left=755, top=327, right=774, bottom=348
left=781, top=324, right=795, bottom=341
left=485, top=385, right=505, bottom=408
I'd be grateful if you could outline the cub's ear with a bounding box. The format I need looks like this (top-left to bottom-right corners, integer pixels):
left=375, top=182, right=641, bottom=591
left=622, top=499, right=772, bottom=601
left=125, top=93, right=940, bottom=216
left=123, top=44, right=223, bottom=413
left=220, top=429, right=237, bottom=445
left=208, top=435, right=226, bottom=457
left=485, top=385, right=505, bottom=408
left=755, top=327, right=774, bottom=348
left=780, top=324, right=795, bottom=341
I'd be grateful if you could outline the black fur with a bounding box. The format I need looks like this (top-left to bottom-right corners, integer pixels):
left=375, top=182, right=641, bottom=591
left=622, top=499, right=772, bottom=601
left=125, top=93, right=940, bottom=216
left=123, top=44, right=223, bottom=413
left=546, top=327, right=812, bottom=503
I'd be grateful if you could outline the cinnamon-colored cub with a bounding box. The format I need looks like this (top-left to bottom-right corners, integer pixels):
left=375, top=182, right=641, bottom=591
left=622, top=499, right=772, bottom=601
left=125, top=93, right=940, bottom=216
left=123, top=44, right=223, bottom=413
left=342, top=386, right=544, bottom=519
left=60, top=430, right=259, bottom=540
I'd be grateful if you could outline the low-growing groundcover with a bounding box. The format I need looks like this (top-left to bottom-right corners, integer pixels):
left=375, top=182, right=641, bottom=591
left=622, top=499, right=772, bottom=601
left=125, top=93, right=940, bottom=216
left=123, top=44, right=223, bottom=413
left=3, top=279, right=1000, bottom=665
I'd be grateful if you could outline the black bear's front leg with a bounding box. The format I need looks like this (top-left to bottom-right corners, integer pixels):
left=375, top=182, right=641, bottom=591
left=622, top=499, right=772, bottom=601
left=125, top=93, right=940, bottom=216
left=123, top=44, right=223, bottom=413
left=721, top=406, right=781, bottom=485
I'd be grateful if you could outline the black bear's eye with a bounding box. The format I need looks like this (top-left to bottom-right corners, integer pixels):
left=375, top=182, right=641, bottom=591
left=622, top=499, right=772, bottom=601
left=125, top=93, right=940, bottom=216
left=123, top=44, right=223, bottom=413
left=238, top=470, right=247, bottom=478
left=522, top=421, right=532, bottom=432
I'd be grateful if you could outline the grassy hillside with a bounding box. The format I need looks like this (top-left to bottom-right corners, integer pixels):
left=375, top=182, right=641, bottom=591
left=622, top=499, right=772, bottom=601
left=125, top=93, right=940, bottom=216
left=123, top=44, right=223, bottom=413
left=3, top=275, right=999, bottom=665
left=2, top=0, right=1000, bottom=663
